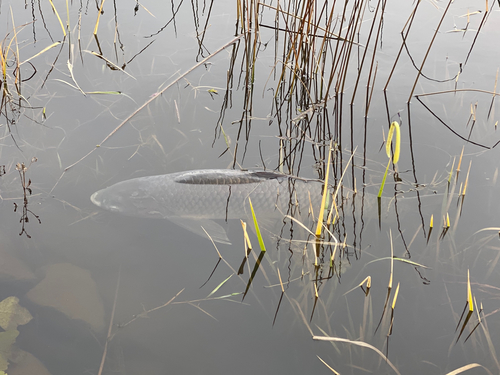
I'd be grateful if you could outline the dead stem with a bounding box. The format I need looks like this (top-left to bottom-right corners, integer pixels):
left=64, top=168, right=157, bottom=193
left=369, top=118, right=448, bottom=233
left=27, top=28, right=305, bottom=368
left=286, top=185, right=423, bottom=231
left=97, top=265, right=121, bottom=375
left=407, top=0, right=453, bottom=102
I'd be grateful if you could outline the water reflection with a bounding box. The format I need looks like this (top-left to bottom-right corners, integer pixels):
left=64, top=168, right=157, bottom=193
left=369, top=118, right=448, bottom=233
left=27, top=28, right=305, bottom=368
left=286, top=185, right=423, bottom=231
left=0, top=0, right=500, bottom=374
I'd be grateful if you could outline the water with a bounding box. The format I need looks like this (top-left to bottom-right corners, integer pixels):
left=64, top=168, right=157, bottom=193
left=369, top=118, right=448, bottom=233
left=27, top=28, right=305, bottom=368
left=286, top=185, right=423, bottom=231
left=0, top=1, right=499, bottom=374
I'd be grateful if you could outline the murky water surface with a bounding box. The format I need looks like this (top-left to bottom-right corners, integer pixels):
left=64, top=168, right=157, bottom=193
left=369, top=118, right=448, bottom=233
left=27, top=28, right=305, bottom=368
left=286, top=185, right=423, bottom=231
left=0, top=1, right=500, bottom=374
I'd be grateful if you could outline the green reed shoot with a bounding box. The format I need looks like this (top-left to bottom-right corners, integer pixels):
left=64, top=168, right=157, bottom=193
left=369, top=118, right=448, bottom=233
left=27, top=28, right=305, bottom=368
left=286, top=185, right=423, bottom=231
left=456, top=269, right=475, bottom=342
left=248, top=197, right=266, bottom=252
left=447, top=157, right=455, bottom=186
left=388, top=229, right=394, bottom=290
left=206, top=274, right=233, bottom=298
left=391, top=282, right=400, bottom=310
left=463, top=161, right=472, bottom=197
left=378, top=121, right=400, bottom=198
left=313, top=141, right=333, bottom=266
left=456, top=146, right=464, bottom=180
left=315, top=141, right=333, bottom=237
left=467, top=269, right=473, bottom=313
left=242, top=250, right=265, bottom=301
left=427, top=214, right=434, bottom=244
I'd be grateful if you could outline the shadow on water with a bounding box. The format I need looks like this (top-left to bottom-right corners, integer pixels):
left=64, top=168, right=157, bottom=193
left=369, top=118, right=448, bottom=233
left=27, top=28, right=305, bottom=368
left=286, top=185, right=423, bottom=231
left=1, top=0, right=500, bottom=374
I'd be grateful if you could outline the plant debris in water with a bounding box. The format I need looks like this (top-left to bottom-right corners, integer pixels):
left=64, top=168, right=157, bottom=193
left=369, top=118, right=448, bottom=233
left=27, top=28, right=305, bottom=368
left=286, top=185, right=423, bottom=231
left=13, top=158, right=40, bottom=238
left=0, top=0, right=499, bottom=374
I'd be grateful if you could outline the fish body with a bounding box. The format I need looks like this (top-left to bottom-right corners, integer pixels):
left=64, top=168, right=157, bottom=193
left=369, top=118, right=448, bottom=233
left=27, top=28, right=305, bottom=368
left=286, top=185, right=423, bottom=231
left=91, top=169, right=326, bottom=243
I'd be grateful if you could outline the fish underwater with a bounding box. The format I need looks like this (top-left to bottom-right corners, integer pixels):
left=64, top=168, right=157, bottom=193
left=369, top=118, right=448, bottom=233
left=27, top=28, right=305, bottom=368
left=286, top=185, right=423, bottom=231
left=90, top=169, right=328, bottom=244
left=91, top=169, right=447, bottom=244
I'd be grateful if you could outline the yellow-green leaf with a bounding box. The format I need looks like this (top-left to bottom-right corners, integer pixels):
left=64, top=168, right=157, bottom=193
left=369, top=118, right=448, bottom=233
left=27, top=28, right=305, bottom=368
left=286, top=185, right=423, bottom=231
left=467, top=270, right=473, bottom=312
left=0, top=297, right=32, bottom=331
left=248, top=198, right=266, bottom=252
left=391, top=282, right=400, bottom=309
left=315, top=141, right=332, bottom=236
left=0, top=329, right=19, bottom=371
left=393, top=121, right=400, bottom=163
left=385, top=121, right=400, bottom=163
left=386, top=123, right=395, bottom=158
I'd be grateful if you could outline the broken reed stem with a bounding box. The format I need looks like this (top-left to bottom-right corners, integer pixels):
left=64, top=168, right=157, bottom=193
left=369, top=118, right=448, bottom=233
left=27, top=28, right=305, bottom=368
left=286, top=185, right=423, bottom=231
left=48, top=0, right=66, bottom=37
left=407, top=0, right=453, bottom=102
left=417, top=88, right=500, bottom=98
left=463, top=0, right=489, bottom=67
left=94, top=0, right=107, bottom=35
left=350, top=0, right=381, bottom=105
left=384, top=0, right=421, bottom=91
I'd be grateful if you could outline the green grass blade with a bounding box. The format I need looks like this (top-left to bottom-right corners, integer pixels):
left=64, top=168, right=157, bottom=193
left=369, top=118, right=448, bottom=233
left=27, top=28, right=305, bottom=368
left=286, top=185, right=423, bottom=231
left=378, top=159, right=391, bottom=198
left=315, top=141, right=332, bottom=236
left=393, top=121, right=400, bottom=163
left=207, top=274, right=232, bottom=298
left=386, top=123, right=395, bottom=159
left=248, top=197, right=266, bottom=252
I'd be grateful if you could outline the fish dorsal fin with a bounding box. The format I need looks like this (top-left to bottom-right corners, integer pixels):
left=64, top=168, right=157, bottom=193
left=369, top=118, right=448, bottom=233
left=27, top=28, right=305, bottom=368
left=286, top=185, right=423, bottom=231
left=174, top=170, right=285, bottom=185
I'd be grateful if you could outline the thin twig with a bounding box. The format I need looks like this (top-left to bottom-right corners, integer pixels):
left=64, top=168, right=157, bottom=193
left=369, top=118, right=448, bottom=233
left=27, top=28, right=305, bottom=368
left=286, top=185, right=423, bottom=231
left=407, top=0, right=453, bottom=102
left=120, top=288, right=185, bottom=328
left=416, top=88, right=500, bottom=98
left=97, top=265, right=121, bottom=375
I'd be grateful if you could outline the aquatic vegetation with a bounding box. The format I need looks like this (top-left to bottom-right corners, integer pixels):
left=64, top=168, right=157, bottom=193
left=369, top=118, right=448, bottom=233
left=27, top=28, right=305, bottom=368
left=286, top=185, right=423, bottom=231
left=0, top=0, right=499, bottom=374
left=13, top=158, right=40, bottom=238
left=378, top=121, right=401, bottom=199
left=0, top=296, right=36, bottom=374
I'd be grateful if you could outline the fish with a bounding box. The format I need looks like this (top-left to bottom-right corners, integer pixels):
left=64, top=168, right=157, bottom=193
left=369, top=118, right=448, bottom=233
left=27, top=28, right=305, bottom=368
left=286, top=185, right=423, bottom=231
left=91, top=169, right=447, bottom=244
left=90, top=169, right=327, bottom=244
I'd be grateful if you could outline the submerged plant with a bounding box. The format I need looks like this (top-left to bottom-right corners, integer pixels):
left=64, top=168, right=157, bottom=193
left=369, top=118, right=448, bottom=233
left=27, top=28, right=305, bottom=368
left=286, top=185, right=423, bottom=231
left=378, top=121, right=401, bottom=199
left=14, top=157, right=40, bottom=238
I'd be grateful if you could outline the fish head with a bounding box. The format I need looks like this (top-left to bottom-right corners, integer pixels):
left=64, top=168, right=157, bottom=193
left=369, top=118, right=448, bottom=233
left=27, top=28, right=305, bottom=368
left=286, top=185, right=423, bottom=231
left=90, top=187, right=129, bottom=214
left=90, top=179, right=166, bottom=218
